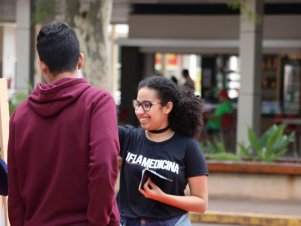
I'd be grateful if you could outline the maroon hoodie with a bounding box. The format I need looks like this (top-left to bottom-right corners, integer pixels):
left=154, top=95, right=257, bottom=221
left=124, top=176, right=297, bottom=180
left=8, top=78, right=120, bottom=226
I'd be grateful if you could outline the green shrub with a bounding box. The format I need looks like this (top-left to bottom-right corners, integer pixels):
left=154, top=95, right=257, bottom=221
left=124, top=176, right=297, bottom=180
left=9, top=92, right=28, bottom=114
left=238, top=124, right=295, bottom=162
left=206, top=152, right=241, bottom=161
left=200, top=138, right=227, bottom=154
left=200, top=138, right=241, bottom=161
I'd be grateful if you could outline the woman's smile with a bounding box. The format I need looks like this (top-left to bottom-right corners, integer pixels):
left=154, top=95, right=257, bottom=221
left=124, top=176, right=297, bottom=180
left=138, top=116, right=150, bottom=124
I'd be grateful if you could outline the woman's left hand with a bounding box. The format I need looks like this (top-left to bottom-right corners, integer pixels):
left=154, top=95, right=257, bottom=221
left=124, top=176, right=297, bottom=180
left=139, top=178, right=164, bottom=201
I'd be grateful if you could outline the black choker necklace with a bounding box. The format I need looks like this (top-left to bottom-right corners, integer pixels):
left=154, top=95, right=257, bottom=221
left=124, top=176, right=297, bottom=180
left=149, top=126, right=170, bottom=134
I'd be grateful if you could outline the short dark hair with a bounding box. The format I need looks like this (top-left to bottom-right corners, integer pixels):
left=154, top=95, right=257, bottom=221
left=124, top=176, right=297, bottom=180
left=138, top=76, right=203, bottom=137
left=36, top=22, right=80, bottom=75
left=182, top=69, right=189, bottom=78
left=171, top=76, right=178, bottom=85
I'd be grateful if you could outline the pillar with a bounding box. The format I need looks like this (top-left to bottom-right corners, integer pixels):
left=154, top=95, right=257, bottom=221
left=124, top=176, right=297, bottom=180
left=16, top=0, right=31, bottom=93
left=236, top=0, right=264, bottom=151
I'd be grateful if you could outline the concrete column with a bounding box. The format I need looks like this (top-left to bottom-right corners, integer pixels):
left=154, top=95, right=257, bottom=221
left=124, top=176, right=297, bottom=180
left=16, top=0, right=31, bottom=92
left=237, top=0, right=263, bottom=150
left=2, top=26, right=16, bottom=81
left=109, top=24, right=117, bottom=94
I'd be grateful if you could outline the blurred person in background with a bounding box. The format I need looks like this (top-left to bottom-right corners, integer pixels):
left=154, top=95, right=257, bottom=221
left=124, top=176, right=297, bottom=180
left=181, top=69, right=195, bottom=91
left=206, top=89, right=233, bottom=137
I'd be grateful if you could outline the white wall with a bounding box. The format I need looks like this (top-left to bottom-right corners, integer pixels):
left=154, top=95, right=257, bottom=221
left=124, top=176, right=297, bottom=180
left=2, top=25, right=16, bottom=80
left=129, top=15, right=301, bottom=40
left=208, top=173, right=301, bottom=201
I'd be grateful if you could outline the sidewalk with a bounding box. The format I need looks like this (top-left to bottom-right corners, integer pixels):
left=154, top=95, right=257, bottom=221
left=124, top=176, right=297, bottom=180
left=190, top=196, right=301, bottom=226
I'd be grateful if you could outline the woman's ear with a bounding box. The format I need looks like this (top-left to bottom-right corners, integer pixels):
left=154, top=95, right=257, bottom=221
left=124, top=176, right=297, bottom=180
left=164, top=101, right=173, bottom=114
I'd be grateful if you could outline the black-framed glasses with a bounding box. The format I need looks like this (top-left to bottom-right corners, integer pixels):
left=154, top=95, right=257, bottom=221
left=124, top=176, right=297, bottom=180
left=132, top=100, right=161, bottom=112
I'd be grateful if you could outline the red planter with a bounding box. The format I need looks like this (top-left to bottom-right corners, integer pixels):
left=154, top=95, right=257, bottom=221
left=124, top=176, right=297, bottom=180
left=207, top=160, right=301, bottom=175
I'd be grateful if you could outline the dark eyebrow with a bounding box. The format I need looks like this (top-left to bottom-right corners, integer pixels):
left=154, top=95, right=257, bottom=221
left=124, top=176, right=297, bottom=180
left=137, top=100, right=152, bottom=103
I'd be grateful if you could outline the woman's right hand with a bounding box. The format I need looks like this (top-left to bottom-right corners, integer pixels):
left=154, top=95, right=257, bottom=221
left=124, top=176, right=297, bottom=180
left=138, top=178, right=165, bottom=201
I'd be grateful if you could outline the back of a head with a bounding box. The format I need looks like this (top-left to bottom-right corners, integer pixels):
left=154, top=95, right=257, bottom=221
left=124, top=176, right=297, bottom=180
left=182, top=69, right=189, bottom=78
left=218, top=89, right=229, bottom=100
left=171, top=76, right=178, bottom=85
left=36, top=22, right=80, bottom=75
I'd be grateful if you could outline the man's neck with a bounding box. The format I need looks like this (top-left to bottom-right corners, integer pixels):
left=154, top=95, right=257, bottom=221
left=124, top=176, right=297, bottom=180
left=47, top=71, right=78, bottom=83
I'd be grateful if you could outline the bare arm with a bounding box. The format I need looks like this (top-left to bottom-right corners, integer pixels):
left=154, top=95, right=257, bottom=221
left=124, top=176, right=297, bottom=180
left=139, top=175, right=208, bottom=213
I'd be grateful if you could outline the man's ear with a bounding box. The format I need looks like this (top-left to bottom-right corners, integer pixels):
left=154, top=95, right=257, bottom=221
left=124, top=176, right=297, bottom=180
left=38, top=60, right=49, bottom=75
left=77, top=53, right=84, bottom=70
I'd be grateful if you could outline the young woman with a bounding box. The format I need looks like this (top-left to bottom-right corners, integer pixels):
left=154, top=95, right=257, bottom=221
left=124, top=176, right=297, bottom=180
left=117, top=76, right=208, bottom=226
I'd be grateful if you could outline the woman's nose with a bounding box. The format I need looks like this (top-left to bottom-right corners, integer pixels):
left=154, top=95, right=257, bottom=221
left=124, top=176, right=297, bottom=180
left=135, top=105, right=144, bottom=114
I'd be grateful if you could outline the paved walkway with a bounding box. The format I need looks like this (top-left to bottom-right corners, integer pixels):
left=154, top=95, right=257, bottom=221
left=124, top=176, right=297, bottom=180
left=192, top=223, right=239, bottom=226
left=207, top=196, right=301, bottom=216
left=189, top=196, right=301, bottom=226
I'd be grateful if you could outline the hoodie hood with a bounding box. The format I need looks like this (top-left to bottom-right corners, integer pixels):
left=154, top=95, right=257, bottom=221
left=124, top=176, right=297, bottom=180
left=28, top=78, right=91, bottom=118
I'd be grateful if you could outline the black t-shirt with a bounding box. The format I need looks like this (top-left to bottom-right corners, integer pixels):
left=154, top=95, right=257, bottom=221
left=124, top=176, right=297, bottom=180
left=117, top=125, right=208, bottom=219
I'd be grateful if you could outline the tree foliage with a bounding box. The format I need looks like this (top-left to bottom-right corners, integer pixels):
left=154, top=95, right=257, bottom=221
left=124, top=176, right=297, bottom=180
left=228, top=0, right=261, bottom=24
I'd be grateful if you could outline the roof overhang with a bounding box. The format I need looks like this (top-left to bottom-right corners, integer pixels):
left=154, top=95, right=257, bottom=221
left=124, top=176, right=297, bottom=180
left=116, top=38, right=301, bottom=54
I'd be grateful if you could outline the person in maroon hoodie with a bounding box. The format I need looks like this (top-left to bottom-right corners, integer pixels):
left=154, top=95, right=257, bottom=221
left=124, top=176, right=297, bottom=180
left=8, top=22, right=120, bottom=226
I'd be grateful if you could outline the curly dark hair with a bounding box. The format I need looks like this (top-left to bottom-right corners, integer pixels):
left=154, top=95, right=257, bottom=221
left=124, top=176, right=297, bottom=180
left=138, top=76, right=203, bottom=137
